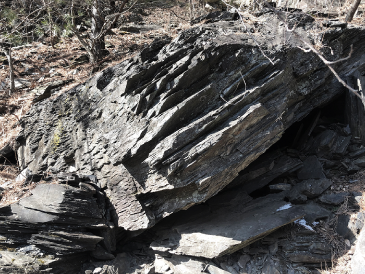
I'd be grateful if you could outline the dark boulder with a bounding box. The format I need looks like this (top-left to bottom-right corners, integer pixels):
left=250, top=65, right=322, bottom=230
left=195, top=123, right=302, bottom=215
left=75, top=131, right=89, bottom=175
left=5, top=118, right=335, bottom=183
left=15, top=13, right=365, bottom=236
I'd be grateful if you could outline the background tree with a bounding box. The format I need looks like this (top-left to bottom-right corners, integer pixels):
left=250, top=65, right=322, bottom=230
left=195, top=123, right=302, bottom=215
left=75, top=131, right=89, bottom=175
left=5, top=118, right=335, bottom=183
left=0, top=3, right=47, bottom=94
left=52, top=0, right=131, bottom=64
left=346, top=0, right=362, bottom=22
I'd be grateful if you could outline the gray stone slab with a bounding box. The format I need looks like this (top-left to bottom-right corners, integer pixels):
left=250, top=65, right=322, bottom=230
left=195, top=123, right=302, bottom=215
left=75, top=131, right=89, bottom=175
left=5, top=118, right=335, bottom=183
left=319, top=192, right=349, bottom=205
left=151, top=193, right=304, bottom=259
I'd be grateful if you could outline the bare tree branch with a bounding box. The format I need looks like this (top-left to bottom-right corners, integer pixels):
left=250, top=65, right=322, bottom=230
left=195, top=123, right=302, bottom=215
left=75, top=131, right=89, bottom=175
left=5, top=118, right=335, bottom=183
left=253, top=0, right=364, bottom=103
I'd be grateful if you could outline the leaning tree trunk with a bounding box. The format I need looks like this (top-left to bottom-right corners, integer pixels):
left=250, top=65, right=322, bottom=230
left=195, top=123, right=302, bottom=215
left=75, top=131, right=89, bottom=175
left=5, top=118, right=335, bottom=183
left=346, top=0, right=361, bottom=22
left=89, top=0, right=106, bottom=64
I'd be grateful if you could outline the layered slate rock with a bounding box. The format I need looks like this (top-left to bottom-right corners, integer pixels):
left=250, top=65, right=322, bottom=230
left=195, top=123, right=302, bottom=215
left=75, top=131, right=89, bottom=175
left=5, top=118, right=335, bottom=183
left=0, top=177, right=114, bottom=273
left=150, top=192, right=304, bottom=258
left=16, top=12, right=365, bottom=233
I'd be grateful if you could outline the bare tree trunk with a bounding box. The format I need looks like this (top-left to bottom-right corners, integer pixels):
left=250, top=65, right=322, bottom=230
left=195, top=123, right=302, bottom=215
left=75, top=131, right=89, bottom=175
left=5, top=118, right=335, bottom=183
left=346, top=0, right=361, bottom=22
left=189, top=0, right=193, bottom=20
left=4, top=47, right=15, bottom=95
left=71, top=0, right=75, bottom=27
left=42, top=0, right=54, bottom=47
left=89, top=0, right=105, bottom=64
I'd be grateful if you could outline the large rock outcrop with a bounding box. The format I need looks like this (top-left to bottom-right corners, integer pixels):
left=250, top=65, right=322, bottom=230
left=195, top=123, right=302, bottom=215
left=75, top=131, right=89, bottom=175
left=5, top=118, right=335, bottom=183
left=15, top=12, right=365, bottom=236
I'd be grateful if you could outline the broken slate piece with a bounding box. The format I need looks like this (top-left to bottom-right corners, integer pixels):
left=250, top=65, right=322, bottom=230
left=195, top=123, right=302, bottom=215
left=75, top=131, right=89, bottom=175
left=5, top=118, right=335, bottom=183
left=336, top=214, right=357, bottom=241
left=151, top=193, right=304, bottom=259
left=333, top=135, right=351, bottom=155
left=301, top=202, right=332, bottom=223
left=297, top=155, right=325, bottom=180
left=319, top=192, right=349, bottom=205
left=269, top=183, right=292, bottom=192
left=287, top=178, right=332, bottom=204
left=14, top=78, right=31, bottom=89
left=353, top=156, right=365, bottom=167
left=349, top=148, right=365, bottom=158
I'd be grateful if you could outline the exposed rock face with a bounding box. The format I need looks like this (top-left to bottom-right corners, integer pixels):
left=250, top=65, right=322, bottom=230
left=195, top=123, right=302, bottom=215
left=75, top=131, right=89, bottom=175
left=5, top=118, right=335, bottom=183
left=15, top=12, right=365, bottom=235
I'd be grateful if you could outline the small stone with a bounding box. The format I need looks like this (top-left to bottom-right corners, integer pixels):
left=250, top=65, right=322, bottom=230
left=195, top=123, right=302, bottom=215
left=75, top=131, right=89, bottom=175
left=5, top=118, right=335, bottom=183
left=144, top=265, right=155, bottom=274
left=207, top=265, right=231, bottom=274
left=50, top=72, right=62, bottom=77
left=93, top=267, right=103, bottom=274
left=14, top=78, right=31, bottom=89
left=269, top=242, right=278, bottom=255
left=72, top=68, right=80, bottom=75
left=345, top=239, right=351, bottom=247
left=237, top=254, right=250, bottom=269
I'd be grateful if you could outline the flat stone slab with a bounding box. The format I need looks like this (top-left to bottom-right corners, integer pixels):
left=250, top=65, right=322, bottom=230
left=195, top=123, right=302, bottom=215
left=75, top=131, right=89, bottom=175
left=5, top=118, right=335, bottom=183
left=319, top=192, right=349, bottom=205
left=151, top=193, right=304, bottom=258
left=297, top=155, right=325, bottom=180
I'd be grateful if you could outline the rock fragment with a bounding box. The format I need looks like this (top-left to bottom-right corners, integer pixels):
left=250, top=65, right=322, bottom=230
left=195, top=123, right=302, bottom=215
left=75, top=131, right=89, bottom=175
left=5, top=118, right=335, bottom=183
left=151, top=193, right=304, bottom=258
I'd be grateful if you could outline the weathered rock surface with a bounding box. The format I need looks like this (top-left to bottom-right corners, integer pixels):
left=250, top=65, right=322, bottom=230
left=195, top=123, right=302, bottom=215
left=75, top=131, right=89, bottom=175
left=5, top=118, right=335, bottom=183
left=15, top=12, right=365, bottom=234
